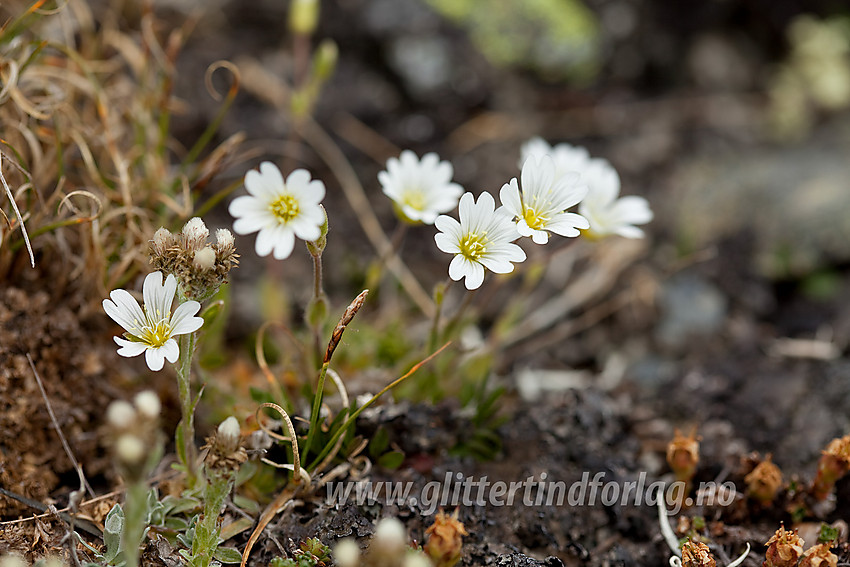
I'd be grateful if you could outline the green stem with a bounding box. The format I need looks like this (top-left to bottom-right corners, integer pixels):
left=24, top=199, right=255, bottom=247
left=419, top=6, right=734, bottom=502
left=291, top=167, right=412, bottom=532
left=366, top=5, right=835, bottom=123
left=176, top=332, right=197, bottom=485
left=122, top=481, right=148, bottom=567
left=190, top=469, right=234, bottom=567
left=301, top=361, right=330, bottom=465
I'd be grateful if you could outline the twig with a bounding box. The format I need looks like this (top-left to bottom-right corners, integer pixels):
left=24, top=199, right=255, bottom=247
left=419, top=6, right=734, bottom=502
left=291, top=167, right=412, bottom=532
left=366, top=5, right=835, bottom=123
left=27, top=353, right=95, bottom=499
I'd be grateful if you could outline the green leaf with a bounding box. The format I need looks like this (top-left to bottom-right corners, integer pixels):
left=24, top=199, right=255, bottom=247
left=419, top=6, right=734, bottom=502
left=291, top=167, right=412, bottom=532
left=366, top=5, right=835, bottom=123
left=377, top=451, right=405, bottom=470
left=213, top=547, right=243, bottom=564
left=103, top=503, right=125, bottom=562
left=370, top=427, right=389, bottom=457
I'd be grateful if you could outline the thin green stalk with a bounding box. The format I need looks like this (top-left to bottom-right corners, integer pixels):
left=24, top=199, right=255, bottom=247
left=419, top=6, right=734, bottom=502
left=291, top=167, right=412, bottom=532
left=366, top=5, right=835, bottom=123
left=190, top=469, right=234, bottom=567
left=308, top=343, right=450, bottom=470
left=176, top=332, right=197, bottom=485
left=122, top=481, right=148, bottom=567
left=300, top=361, right=330, bottom=464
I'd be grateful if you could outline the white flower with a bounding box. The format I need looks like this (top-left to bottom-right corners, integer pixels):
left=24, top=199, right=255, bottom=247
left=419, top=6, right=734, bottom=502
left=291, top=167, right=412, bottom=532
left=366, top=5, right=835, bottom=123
left=434, top=192, right=526, bottom=290
left=500, top=155, right=589, bottom=244
left=229, top=162, right=326, bottom=259
left=579, top=159, right=653, bottom=238
left=102, top=271, right=204, bottom=371
left=519, top=137, right=591, bottom=179
left=379, top=150, right=463, bottom=224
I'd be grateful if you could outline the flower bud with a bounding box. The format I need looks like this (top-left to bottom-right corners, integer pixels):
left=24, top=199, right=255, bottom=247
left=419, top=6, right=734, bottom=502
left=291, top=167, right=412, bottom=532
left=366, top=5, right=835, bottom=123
left=402, top=552, right=433, bottom=567
left=667, top=428, right=700, bottom=484
left=745, top=456, right=782, bottom=505
left=372, top=517, right=407, bottom=556
left=681, top=540, right=716, bottom=567
left=182, top=217, right=209, bottom=252
left=333, top=539, right=360, bottom=567
left=305, top=205, right=328, bottom=257
left=799, top=543, right=838, bottom=567
left=764, top=525, right=804, bottom=567
left=215, top=228, right=235, bottom=250
left=313, top=40, right=338, bottom=82
left=193, top=246, right=216, bottom=271
left=151, top=227, right=174, bottom=257
left=107, top=400, right=136, bottom=429
left=216, top=417, right=241, bottom=453
left=289, top=0, right=319, bottom=35
left=424, top=510, right=468, bottom=567
left=115, top=433, right=146, bottom=465
left=134, top=391, right=161, bottom=419
left=812, top=434, right=850, bottom=500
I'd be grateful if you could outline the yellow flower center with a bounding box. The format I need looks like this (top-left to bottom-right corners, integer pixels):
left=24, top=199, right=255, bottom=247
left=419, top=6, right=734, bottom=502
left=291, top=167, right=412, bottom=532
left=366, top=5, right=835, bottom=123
left=401, top=189, right=426, bottom=211
left=459, top=233, right=487, bottom=261
left=523, top=207, right=548, bottom=230
left=269, top=194, right=300, bottom=223
left=138, top=319, right=173, bottom=348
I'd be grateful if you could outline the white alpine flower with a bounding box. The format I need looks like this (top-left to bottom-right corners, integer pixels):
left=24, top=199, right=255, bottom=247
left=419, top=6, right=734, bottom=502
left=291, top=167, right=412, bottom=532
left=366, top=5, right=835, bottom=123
left=519, top=137, right=591, bottom=179
left=102, top=271, right=204, bottom=371
left=229, top=162, right=326, bottom=259
left=579, top=158, right=653, bottom=238
left=379, top=150, right=463, bottom=224
left=501, top=155, right=589, bottom=244
left=434, top=192, right=526, bottom=290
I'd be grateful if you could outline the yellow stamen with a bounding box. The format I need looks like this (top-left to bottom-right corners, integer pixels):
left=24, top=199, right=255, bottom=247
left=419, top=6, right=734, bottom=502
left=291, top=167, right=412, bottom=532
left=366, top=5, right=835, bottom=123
left=459, top=233, right=487, bottom=261
left=269, top=194, right=300, bottom=223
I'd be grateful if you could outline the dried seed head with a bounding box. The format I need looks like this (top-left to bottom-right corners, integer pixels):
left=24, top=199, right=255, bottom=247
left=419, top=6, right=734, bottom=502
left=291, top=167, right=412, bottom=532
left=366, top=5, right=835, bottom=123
left=667, top=428, right=700, bottom=483
left=193, top=246, right=216, bottom=271
left=134, top=390, right=161, bottom=419
left=681, top=540, right=716, bottom=567
left=333, top=539, right=360, bottom=567
left=115, top=433, right=146, bottom=465
left=764, top=525, right=804, bottom=567
left=424, top=510, right=468, bottom=567
left=799, top=543, right=838, bottom=567
left=107, top=400, right=136, bottom=429
left=182, top=217, right=209, bottom=252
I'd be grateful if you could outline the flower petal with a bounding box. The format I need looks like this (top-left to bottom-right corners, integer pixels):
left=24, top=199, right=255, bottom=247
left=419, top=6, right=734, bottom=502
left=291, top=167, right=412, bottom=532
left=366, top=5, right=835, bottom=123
left=114, top=336, right=148, bottom=357
left=161, top=339, right=180, bottom=364
left=271, top=226, right=296, bottom=260
left=499, top=179, right=522, bottom=219
left=103, top=291, right=145, bottom=334
left=145, top=347, right=166, bottom=371
left=171, top=301, right=203, bottom=334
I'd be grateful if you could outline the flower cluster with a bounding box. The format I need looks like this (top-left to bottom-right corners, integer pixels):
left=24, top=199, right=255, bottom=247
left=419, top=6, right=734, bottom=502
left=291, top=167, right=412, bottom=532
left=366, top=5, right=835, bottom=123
left=103, top=271, right=205, bottom=371
left=379, top=150, right=463, bottom=225
left=105, top=391, right=163, bottom=479
left=520, top=137, right=653, bottom=239
left=150, top=217, right=238, bottom=302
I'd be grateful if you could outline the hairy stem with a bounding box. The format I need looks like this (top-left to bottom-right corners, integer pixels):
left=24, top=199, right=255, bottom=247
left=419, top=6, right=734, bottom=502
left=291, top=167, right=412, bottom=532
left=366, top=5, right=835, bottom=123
left=176, top=332, right=197, bottom=485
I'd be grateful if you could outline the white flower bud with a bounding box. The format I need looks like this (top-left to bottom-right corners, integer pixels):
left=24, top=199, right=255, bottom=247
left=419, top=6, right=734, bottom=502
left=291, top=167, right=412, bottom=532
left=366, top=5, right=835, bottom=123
left=182, top=217, right=209, bottom=251
left=106, top=400, right=136, bottom=429
left=373, top=517, right=407, bottom=551
left=193, top=246, right=216, bottom=271
left=333, top=539, right=360, bottom=567
left=151, top=227, right=173, bottom=255
left=216, top=416, right=241, bottom=451
left=115, top=433, right=145, bottom=464
left=134, top=391, right=161, bottom=418
left=0, top=554, right=28, bottom=567
left=215, top=228, right=235, bottom=249
left=402, top=552, right=432, bottom=567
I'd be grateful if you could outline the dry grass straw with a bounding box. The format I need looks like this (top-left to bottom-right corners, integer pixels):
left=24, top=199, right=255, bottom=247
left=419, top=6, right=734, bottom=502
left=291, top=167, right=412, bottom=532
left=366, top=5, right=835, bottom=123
left=0, top=0, right=244, bottom=302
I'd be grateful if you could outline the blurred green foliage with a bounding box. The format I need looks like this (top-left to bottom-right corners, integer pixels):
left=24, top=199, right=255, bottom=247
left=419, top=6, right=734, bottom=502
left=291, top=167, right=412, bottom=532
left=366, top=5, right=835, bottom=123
left=426, top=0, right=600, bottom=83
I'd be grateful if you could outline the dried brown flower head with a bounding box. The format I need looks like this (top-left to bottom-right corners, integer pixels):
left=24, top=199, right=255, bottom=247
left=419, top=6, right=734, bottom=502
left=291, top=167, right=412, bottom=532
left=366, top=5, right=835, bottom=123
left=812, top=434, right=850, bottom=501
left=424, top=510, right=468, bottom=567
left=745, top=455, right=783, bottom=505
left=681, top=540, right=715, bottom=567
left=799, top=543, right=838, bottom=567
left=667, top=428, right=700, bottom=483
left=764, top=525, right=804, bottom=567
